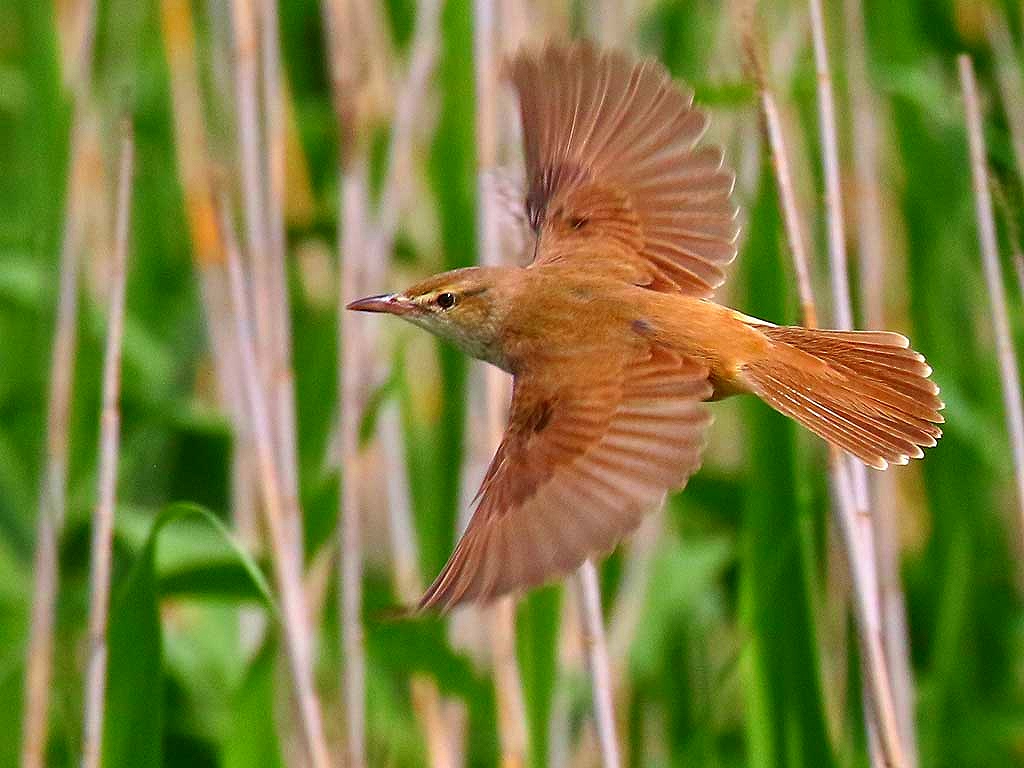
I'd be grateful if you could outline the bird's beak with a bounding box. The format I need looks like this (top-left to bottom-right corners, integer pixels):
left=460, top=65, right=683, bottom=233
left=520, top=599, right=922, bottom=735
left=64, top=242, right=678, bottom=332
left=346, top=293, right=416, bottom=316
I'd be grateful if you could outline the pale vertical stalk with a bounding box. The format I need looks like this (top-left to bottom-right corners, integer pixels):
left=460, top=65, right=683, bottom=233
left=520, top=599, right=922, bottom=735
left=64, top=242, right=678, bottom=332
left=807, top=2, right=907, bottom=765
left=988, top=22, right=1024, bottom=340
left=380, top=404, right=455, bottom=767
left=338, top=165, right=368, bottom=768
left=807, top=0, right=851, bottom=331
left=260, top=0, right=303, bottom=562
left=987, top=13, right=1024, bottom=193
left=319, top=2, right=390, bottom=763
left=758, top=86, right=817, bottom=327
left=372, top=0, right=443, bottom=268
left=593, top=0, right=635, bottom=46
left=231, top=2, right=281, bottom=533
left=960, top=56, right=1024, bottom=548
left=844, top=0, right=886, bottom=327
left=844, top=0, right=918, bottom=762
left=22, top=6, right=99, bottom=762
left=81, top=122, right=134, bottom=768
left=21, top=107, right=91, bottom=768
left=992, top=182, right=1024, bottom=305
left=475, top=1, right=529, bottom=765
left=607, top=508, right=662, bottom=667
left=743, top=11, right=906, bottom=763
left=827, top=457, right=903, bottom=766
left=160, top=0, right=265, bottom=651
left=575, top=561, right=621, bottom=768
left=219, top=192, right=331, bottom=768
left=366, top=1, right=453, bottom=760
left=370, top=0, right=455, bottom=760
left=65, top=0, right=98, bottom=90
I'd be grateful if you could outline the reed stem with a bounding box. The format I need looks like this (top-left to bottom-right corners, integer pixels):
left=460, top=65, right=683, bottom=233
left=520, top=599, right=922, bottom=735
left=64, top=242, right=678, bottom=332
left=81, top=120, right=135, bottom=768
left=219, top=189, right=331, bottom=768
left=960, top=55, right=1024, bottom=553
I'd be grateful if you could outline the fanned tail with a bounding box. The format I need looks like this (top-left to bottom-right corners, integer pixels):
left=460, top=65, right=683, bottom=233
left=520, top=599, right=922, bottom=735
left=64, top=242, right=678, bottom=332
left=741, top=325, right=944, bottom=469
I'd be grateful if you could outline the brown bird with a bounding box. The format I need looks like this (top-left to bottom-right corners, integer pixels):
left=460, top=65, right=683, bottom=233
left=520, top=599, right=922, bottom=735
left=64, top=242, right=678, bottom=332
left=348, top=42, right=943, bottom=613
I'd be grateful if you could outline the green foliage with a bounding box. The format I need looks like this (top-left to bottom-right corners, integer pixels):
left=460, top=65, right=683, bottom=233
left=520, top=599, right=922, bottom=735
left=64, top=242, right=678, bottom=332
left=103, top=504, right=274, bottom=766
left=4, top=0, right=1024, bottom=766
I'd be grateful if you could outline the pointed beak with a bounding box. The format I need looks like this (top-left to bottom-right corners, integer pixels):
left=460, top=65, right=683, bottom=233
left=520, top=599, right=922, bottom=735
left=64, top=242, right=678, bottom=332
left=345, top=293, right=416, bottom=316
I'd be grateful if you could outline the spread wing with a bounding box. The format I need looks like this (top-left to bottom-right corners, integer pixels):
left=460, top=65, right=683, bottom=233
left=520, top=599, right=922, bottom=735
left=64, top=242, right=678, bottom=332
left=418, top=346, right=713, bottom=612
left=504, top=42, right=740, bottom=297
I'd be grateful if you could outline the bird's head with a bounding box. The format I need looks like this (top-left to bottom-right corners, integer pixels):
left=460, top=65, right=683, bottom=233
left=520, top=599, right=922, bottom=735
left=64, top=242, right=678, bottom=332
left=347, top=266, right=515, bottom=368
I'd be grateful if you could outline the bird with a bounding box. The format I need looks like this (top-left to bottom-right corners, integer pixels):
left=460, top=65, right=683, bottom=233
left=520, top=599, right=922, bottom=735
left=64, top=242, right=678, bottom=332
left=347, top=41, right=943, bottom=613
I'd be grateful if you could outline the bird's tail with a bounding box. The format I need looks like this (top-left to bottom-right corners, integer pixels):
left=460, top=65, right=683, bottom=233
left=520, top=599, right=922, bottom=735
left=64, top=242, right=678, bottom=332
left=740, top=324, right=944, bottom=469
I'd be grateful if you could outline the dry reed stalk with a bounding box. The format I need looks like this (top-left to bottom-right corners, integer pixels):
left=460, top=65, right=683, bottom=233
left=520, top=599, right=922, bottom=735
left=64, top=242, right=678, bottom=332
left=338, top=163, right=369, bottom=768
left=745, top=46, right=817, bottom=327
left=807, top=2, right=907, bottom=764
left=319, top=2, right=386, bottom=763
left=992, top=181, right=1024, bottom=311
left=21, top=6, right=100, bottom=762
left=371, top=0, right=443, bottom=271
left=807, top=0, right=851, bottom=329
left=20, top=91, right=94, bottom=768
left=988, top=18, right=1024, bottom=329
left=357, top=0, right=455, bottom=759
left=259, top=0, right=303, bottom=563
left=379, top=402, right=455, bottom=767
left=62, top=0, right=98, bottom=90
left=740, top=7, right=905, bottom=763
left=576, top=560, right=621, bottom=768
left=81, top=120, right=134, bottom=768
left=230, top=0, right=288, bottom=583
left=160, top=0, right=266, bottom=651
left=230, top=0, right=270, bottom=343
left=960, top=55, right=1024, bottom=550
left=607, top=508, right=662, bottom=667
left=843, top=0, right=918, bottom=761
left=218, top=189, right=332, bottom=768
left=987, top=12, right=1024, bottom=193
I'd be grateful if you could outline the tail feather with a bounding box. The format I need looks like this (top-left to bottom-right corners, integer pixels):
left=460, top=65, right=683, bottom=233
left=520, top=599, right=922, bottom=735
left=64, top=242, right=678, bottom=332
left=742, top=325, right=943, bottom=470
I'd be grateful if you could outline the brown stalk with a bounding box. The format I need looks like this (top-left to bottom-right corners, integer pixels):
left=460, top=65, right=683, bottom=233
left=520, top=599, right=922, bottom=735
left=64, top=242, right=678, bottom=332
left=20, top=65, right=96, bottom=768
left=260, top=0, right=303, bottom=563
left=843, top=0, right=918, bottom=762
left=81, top=120, right=135, bottom=768
left=960, top=55, right=1024, bottom=551
left=218, top=189, right=332, bottom=768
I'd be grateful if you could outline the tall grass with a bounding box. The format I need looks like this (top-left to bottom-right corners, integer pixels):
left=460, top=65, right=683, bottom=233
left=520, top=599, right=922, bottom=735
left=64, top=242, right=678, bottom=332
left=3, top=0, right=1024, bottom=766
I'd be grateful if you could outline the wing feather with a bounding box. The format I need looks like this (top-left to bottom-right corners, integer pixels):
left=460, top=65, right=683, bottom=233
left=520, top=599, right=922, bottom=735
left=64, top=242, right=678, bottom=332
left=505, top=42, right=739, bottom=297
left=417, top=346, right=713, bottom=612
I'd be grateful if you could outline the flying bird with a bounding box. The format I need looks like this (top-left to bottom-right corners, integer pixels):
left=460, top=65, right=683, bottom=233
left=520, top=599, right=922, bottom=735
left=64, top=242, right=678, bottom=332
left=348, top=42, right=943, bottom=612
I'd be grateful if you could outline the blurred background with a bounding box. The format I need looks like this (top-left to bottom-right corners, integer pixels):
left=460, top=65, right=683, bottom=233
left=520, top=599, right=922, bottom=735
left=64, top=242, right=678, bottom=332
left=3, top=0, right=1024, bottom=766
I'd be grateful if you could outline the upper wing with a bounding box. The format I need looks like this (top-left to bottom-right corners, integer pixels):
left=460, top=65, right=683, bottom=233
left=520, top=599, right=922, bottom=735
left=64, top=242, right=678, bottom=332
left=418, top=346, right=713, bottom=612
left=505, top=42, right=739, bottom=297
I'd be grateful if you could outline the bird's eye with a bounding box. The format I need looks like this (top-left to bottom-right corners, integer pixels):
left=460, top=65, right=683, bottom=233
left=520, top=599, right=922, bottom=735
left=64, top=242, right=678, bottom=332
left=436, top=292, right=457, bottom=310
